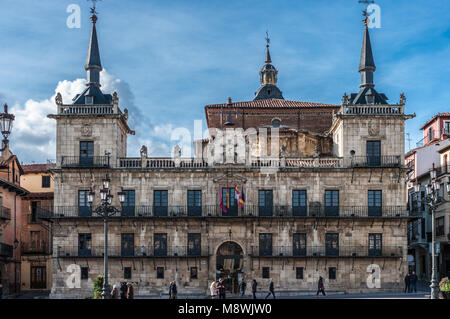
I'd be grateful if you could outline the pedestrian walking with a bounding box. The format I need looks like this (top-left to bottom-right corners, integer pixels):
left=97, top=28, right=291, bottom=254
left=0, top=283, right=3, bottom=299
left=404, top=273, right=410, bottom=293
left=110, top=284, right=119, bottom=299
left=126, top=282, right=134, bottom=299
left=251, top=279, right=258, bottom=299
left=239, top=279, right=247, bottom=297
left=169, top=281, right=178, bottom=299
left=265, top=278, right=275, bottom=299
left=316, top=276, right=327, bottom=297
left=217, top=279, right=226, bottom=299
left=210, top=281, right=218, bottom=299
left=409, top=271, right=418, bottom=293
left=120, top=282, right=127, bottom=299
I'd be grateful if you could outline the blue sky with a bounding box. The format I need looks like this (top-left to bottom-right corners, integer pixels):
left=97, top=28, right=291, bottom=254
left=0, top=0, right=449, bottom=162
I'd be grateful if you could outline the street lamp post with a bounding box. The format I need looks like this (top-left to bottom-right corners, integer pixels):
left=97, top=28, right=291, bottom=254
left=0, top=103, right=15, bottom=152
left=414, top=166, right=450, bottom=299
left=88, top=175, right=125, bottom=299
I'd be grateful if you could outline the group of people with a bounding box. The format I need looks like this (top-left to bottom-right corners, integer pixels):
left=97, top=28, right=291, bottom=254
left=404, top=271, right=419, bottom=293
left=110, top=282, right=134, bottom=299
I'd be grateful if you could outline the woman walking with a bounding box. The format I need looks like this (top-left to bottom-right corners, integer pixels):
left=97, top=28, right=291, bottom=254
left=251, top=280, right=258, bottom=299
left=110, top=284, right=119, bottom=299
left=169, top=281, right=178, bottom=299
left=210, top=281, right=218, bottom=299
left=126, top=282, right=134, bottom=299
left=316, top=276, right=327, bottom=297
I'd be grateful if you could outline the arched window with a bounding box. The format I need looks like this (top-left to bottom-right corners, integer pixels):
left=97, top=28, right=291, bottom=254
left=271, top=119, right=281, bottom=128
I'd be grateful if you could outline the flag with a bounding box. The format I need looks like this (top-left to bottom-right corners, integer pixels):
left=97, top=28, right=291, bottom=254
left=234, top=185, right=240, bottom=201
left=220, top=190, right=227, bottom=213
left=226, top=184, right=230, bottom=209
left=238, top=186, right=245, bottom=207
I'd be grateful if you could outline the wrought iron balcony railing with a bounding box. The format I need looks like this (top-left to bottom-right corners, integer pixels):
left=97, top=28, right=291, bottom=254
left=46, top=204, right=410, bottom=219
left=350, top=156, right=402, bottom=168
left=60, top=156, right=110, bottom=168
left=21, top=241, right=51, bottom=255
left=250, top=245, right=403, bottom=258
left=0, top=242, right=13, bottom=258
left=0, top=206, right=11, bottom=221
left=56, top=245, right=209, bottom=258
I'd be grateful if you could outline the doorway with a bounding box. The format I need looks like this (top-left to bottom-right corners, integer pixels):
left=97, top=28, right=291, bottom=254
left=30, top=266, right=46, bottom=289
left=216, top=242, right=243, bottom=294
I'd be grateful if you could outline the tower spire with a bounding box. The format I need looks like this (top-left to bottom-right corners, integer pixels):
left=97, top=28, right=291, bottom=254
left=265, top=31, right=272, bottom=63
left=85, top=4, right=102, bottom=88
left=359, top=10, right=376, bottom=89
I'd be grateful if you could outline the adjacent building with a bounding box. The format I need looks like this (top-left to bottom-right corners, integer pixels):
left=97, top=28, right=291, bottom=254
left=19, top=164, right=54, bottom=291
left=46, top=11, right=415, bottom=298
left=406, top=114, right=450, bottom=283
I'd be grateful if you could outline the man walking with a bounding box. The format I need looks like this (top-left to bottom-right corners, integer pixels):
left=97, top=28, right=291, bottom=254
left=409, top=271, right=418, bottom=293
left=239, top=279, right=247, bottom=298
left=169, top=281, right=178, bottom=299
left=316, top=276, right=327, bottom=297
left=404, top=272, right=410, bottom=293
left=217, top=279, right=226, bottom=299
left=251, top=279, right=258, bottom=299
left=265, top=278, right=275, bottom=299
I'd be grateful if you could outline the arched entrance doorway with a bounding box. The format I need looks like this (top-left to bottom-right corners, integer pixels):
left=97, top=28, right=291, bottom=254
left=216, top=241, right=244, bottom=294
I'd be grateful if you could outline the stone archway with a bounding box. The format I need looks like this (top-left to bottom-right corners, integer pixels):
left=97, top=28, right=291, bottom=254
left=216, top=241, right=244, bottom=294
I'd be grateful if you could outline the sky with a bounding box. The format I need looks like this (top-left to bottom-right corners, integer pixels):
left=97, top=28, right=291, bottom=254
left=0, top=0, right=449, bottom=163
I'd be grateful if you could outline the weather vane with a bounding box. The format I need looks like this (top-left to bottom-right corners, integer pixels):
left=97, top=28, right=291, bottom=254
left=358, top=0, right=375, bottom=4
left=265, top=31, right=270, bottom=46
left=88, top=0, right=102, bottom=15
left=362, top=9, right=369, bottom=26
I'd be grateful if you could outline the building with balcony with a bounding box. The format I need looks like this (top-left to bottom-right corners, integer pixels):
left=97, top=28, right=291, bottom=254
left=406, top=115, right=450, bottom=284
left=0, top=144, right=29, bottom=296
left=19, top=164, right=54, bottom=291
left=47, top=10, right=415, bottom=298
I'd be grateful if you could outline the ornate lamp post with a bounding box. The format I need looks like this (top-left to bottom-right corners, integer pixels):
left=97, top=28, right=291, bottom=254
left=414, top=166, right=450, bottom=299
left=88, top=174, right=126, bottom=299
left=0, top=103, right=15, bottom=152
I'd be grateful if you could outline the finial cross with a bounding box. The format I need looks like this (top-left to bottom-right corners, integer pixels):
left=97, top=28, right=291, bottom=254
left=265, top=31, right=270, bottom=46
left=88, top=0, right=102, bottom=15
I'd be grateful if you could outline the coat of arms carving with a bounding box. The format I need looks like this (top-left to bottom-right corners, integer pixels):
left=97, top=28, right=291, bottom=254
left=81, top=124, right=93, bottom=137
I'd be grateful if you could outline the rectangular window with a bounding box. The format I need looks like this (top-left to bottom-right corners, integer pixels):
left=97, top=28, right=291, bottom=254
left=436, top=217, right=445, bottom=237
left=329, top=267, right=336, bottom=280
left=222, top=187, right=238, bottom=216
left=124, top=267, right=132, bottom=279
left=262, top=267, right=270, bottom=279
left=368, top=190, right=382, bottom=217
left=154, top=190, right=168, bottom=216
left=85, top=96, right=94, bottom=104
left=259, top=233, right=272, bottom=256
left=187, top=233, right=201, bottom=256
left=258, top=190, right=273, bottom=216
left=157, top=267, right=164, bottom=279
left=366, top=140, right=381, bottom=167
left=324, top=190, right=339, bottom=216
left=190, top=267, right=198, bottom=280
left=121, top=190, right=135, bottom=217
left=154, top=233, right=167, bottom=256
left=41, top=176, right=50, bottom=188
left=325, top=233, right=339, bottom=256
left=445, top=121, right=450, bottom=135
left=79, top=141, right=94, bottom=167
left=293, top=233, right=306, bottom=256
left=81, top=267, right=89, bottom=280
left=31, top=201, right=40, bottom=222
left=78, top=233, right=92, bottom=257
left=428, top=127, right=433, bottom=141
left=292, top=190, right=307, bottom=216
left=78, top=190, right=91, bottom=217
left=121, top=233, right=135, bottom=257
left=368, top=233, right=382, bottom=257
left=421, top=218, right=426, bottom=239
left=296, top=267, right=304, bottom=280
left=187, top=190, right=202, bottom=216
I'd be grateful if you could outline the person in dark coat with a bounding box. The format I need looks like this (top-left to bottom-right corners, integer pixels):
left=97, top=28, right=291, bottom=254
left=217, top=279, right=226, bottom=299
left=265, top=278, right=275, bottom=299
left=316, top=276, right=327, bottom=297
left=120, top=282, right=127, bottom=299
left=169, top=281, right=178, bottom=299
left=409, top=271, right=418, bottom=293
left=251, top=280, right=258, bottom=299
left=239, top=279, right=247, bottom=297
left=404, top=273, right=411, bottom=293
